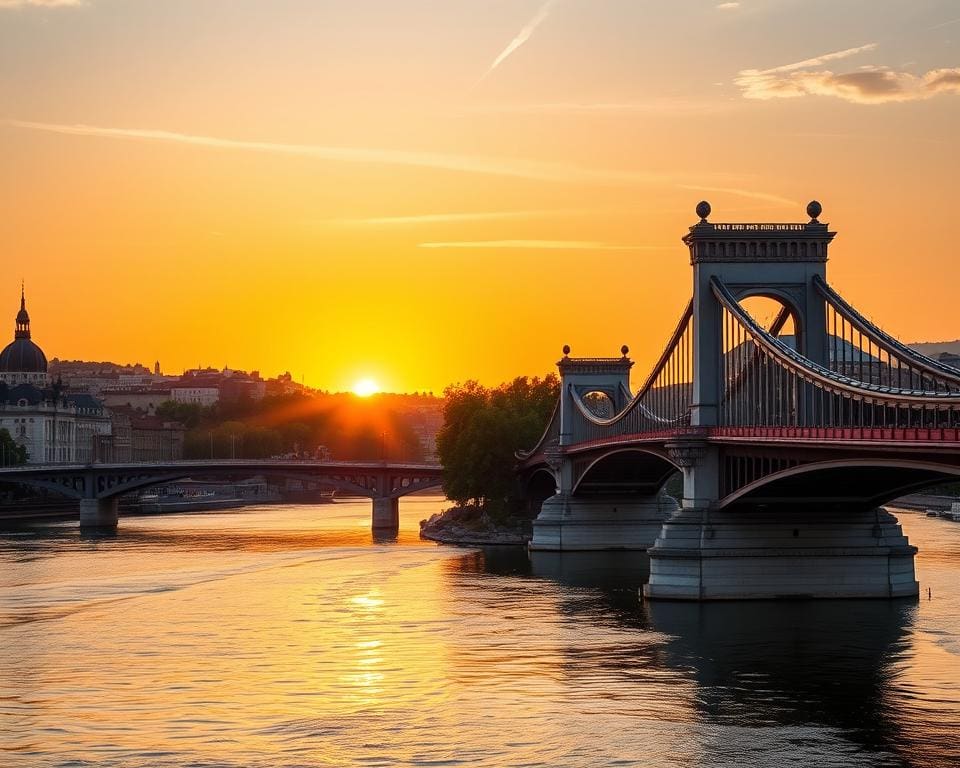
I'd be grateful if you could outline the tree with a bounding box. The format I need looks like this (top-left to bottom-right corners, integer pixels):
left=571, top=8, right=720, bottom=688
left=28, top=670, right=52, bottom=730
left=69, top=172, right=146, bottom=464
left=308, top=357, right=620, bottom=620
left=436, top=375, right=559, bottom=514
left=0, top=428, right=27, bottom=466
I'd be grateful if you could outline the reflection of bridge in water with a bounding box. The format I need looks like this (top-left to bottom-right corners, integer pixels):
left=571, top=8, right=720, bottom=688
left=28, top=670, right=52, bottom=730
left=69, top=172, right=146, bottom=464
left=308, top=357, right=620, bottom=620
left=0, top=460, right=443, bottom=533
left=520, top=200, right=960, bottom=599
left=448, top=547, right=933, bottom=766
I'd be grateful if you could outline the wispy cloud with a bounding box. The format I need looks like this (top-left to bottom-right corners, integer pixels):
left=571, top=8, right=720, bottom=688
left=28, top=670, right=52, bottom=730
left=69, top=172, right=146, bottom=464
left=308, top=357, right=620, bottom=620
left=2, top=118, right=674, bottom=186
left=929, top=17, right=960, bottom=31
left=716, top=2, right=740, bottom=10
left=3, top=118, right=796, bottom=205
left=468, top=99, right=732, bottom=115
left=675, top=184, right=795, bottom=207
left=735, top=43, right=960, bottom=104
left=478, top=0, right=560, bottom=84
left=743, top=43, right=878, bottom=79
left=0, top=0, right=83, bottom=7
left=334, top=208, right=592, bottom=226
left=419, top=240, right=673, bottom=251
left=738, top=64, right=960, bottom=104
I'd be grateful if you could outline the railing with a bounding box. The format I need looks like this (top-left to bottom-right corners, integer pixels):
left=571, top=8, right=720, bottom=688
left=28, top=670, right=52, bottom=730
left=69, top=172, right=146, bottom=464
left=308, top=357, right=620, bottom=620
left=715, top=278, right=960, bottom=430
left=816, top=275, right=960, bottom=393
left=712, top=223, right=807, bottom=232
left=517, top=400, right=560, bottom=460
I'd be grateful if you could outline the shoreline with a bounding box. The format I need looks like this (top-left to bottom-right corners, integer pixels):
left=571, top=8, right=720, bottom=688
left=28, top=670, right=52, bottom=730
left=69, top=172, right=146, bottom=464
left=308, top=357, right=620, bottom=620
left=419, top=504, right=531, bottom=546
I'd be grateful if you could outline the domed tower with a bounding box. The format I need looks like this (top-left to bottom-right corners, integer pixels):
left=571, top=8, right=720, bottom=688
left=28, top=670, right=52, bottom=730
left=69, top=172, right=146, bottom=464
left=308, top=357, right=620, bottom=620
left=0, top=285, right=48, bottom=386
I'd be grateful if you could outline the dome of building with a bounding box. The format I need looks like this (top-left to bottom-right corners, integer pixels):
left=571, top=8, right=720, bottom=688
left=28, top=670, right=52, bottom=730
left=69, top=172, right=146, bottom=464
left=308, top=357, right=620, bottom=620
left=0, top=287, right=47, bottom=375
left=0, top=338, right=48, bottom=373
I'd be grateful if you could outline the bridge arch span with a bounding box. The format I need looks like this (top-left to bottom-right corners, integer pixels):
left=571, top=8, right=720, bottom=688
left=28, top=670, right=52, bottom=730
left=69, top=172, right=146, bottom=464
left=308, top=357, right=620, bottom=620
left=718, top=457, right=960, bottom=513
left=102, top=470, right=380, bottom=501
left=572, top=447, right=678, bottom=496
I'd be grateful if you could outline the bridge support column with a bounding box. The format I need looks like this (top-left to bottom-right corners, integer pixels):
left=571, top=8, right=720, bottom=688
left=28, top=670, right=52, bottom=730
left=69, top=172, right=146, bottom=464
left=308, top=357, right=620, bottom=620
left=372, top=497, right=400, bottom=534
left=530, top=493, right=678, bottom=551
left=80, top=498, right=119, bottom=531
left=644, top=507, right=918, bottom=601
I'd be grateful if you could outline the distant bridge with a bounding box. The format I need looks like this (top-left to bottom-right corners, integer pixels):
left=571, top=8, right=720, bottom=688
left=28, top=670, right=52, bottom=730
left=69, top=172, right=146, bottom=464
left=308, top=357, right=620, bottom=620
left=0, top=459, right=443, bottom=532
left=519, top=200, right=960, bottom=600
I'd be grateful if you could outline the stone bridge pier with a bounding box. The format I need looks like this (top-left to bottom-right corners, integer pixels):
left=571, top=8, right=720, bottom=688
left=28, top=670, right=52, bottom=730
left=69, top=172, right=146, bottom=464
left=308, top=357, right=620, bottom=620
left=372, top=497, right=400, bottom=533
left=80, top=497, right=120, bottom=531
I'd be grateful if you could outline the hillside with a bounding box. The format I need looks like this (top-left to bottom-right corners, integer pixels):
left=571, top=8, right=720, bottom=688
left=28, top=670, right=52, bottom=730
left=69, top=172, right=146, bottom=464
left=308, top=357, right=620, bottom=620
left=909, top=340, right=960, bottom=357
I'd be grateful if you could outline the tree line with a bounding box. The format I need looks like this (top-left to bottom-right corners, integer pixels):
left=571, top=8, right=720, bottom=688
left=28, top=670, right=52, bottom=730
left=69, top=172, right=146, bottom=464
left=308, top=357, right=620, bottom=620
left=156, top=392, right=430, bottom=461
left=436, top=375, right=559, bottom=514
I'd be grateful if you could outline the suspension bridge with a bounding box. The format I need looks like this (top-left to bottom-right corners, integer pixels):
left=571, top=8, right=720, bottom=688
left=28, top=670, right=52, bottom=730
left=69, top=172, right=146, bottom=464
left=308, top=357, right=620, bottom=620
left=520, top=200, right=960, bottom=600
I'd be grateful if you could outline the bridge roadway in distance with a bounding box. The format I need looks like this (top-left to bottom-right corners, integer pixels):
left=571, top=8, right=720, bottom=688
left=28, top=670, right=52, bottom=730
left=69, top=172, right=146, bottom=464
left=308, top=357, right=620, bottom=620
left=517, top=199, right=960, bottom=601
left=0, top=459, right=444, bottom=533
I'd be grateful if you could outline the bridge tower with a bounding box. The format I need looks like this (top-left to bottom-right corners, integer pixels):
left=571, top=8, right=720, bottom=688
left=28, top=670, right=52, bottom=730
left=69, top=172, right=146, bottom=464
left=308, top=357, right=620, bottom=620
left=678, top=200, right=835, bottom=507
left=529, top=348, right=678, bottom=551
left=646, top=201, right=917, bottom=600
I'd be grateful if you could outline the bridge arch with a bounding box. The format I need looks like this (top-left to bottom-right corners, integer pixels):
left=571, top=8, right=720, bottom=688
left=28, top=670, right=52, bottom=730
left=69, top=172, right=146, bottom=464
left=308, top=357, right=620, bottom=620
left=733, top=291, right=802, bottom=351
left=572, top=447, right=678, bottom=496
left=102, top=470, right=379, bottom=501
left=718, top=458, right=960, bottom=513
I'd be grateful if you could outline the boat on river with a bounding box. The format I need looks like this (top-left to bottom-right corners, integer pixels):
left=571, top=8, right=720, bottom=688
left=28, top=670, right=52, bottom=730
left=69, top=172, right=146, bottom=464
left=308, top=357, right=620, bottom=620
left=138, top=491, right=244, bottom=514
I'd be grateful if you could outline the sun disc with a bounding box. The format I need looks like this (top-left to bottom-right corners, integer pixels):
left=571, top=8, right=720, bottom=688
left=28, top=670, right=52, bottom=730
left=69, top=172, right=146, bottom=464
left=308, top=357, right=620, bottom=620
left=353, top=378, right=380, bottom=397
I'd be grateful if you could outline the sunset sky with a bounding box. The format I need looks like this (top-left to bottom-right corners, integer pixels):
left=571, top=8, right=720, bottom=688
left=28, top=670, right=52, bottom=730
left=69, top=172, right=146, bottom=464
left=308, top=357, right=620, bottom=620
left=1, top=0, right=959, bottom=393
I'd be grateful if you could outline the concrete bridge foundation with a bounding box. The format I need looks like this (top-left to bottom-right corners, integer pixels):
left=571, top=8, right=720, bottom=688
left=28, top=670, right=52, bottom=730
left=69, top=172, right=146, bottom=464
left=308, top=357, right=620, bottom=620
left=530, top=493, right=678, bottom=551
left=372, top=497, right=400, bottom=533
left=79, top=498, right=119, bottom=531
left=643, top=507, right=919, bottom=600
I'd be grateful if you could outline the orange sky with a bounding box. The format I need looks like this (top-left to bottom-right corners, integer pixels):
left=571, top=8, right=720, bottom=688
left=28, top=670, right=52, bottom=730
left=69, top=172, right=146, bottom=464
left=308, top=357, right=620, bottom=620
left=1, top=0, right=959, bottom=393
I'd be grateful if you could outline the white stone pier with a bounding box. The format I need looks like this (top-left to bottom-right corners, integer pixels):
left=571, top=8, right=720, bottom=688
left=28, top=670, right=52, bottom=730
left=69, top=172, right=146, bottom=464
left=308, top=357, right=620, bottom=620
left=644, top=507, right=919, bottom=600
left=530, top=493, right=678, bottom=551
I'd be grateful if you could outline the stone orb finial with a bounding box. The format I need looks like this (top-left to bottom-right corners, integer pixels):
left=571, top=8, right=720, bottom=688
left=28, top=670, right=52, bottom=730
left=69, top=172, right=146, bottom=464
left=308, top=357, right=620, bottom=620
left=696, top=200, right=711, bottom=221
left=562, top=344, right=571, bottom=356
left=621, top=345, right=629, bottom=357
left=806, top=200, right=822, bottom=222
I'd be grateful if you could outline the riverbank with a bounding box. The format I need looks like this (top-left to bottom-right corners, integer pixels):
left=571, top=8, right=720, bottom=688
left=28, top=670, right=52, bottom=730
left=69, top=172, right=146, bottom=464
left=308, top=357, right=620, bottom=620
left=419, top=504, right=532, bottom=545
left=889, top=492, right=959, bottom=513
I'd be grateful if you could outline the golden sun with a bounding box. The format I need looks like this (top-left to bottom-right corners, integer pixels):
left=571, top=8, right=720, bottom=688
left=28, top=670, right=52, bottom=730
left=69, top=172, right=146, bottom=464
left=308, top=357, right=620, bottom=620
left=352, top=378, right=380, bottom=397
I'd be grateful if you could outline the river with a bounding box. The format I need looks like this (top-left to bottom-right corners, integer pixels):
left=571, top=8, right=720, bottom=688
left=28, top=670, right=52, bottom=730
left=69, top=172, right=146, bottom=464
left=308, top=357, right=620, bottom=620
left=1, top=496, right=959, bottom=767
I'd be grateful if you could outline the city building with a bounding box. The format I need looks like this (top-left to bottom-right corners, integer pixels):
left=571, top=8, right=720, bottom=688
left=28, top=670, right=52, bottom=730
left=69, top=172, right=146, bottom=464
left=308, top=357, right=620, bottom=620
left=0, top=287, right=48, bottom=387
left=171, top=383, right=220, bottom=407
left=0, top=288, right=112, bottom=463
left=100, top=386, right=174, bottom=415
left=94, top=406, right=185, bottom=462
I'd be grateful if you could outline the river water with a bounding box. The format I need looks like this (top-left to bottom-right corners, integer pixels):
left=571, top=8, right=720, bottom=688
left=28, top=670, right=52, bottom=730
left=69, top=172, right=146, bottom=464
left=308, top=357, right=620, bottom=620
left=1, top=496, right=959, bottom=767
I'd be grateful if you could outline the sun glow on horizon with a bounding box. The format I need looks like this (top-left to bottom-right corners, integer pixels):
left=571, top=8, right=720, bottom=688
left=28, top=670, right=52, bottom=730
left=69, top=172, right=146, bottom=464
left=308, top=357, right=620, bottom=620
left=353, top=378, right=381, bottom=397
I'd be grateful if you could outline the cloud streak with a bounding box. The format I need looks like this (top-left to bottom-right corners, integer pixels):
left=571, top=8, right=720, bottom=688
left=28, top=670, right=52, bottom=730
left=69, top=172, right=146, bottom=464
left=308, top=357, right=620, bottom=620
left=468, top=99, right=732, bottom=115
left=3, top=118, right=796, bottom=205
left=0, top=0, right=82, bottom=7
left=334, top=208, right=593, bottom=226
left=739, top=66, right=960, bottom=104
left=419, top=240, right=673, bottom=251
left=736, top=44, right=960, bottom=104
left=929, top=17, right=960, bottom=31
left=2, top=118, right=674, bottom=186
left=478, top=0, right=560, bottom=83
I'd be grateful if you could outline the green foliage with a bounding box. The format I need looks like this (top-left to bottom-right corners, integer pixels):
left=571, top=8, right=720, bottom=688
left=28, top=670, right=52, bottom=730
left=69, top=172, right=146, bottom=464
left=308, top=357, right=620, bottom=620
left=156, top=400, right=210, bottom=429
left=0, top=428, right=27, bottom=466
left=437, top=375, right=560, bottom=513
